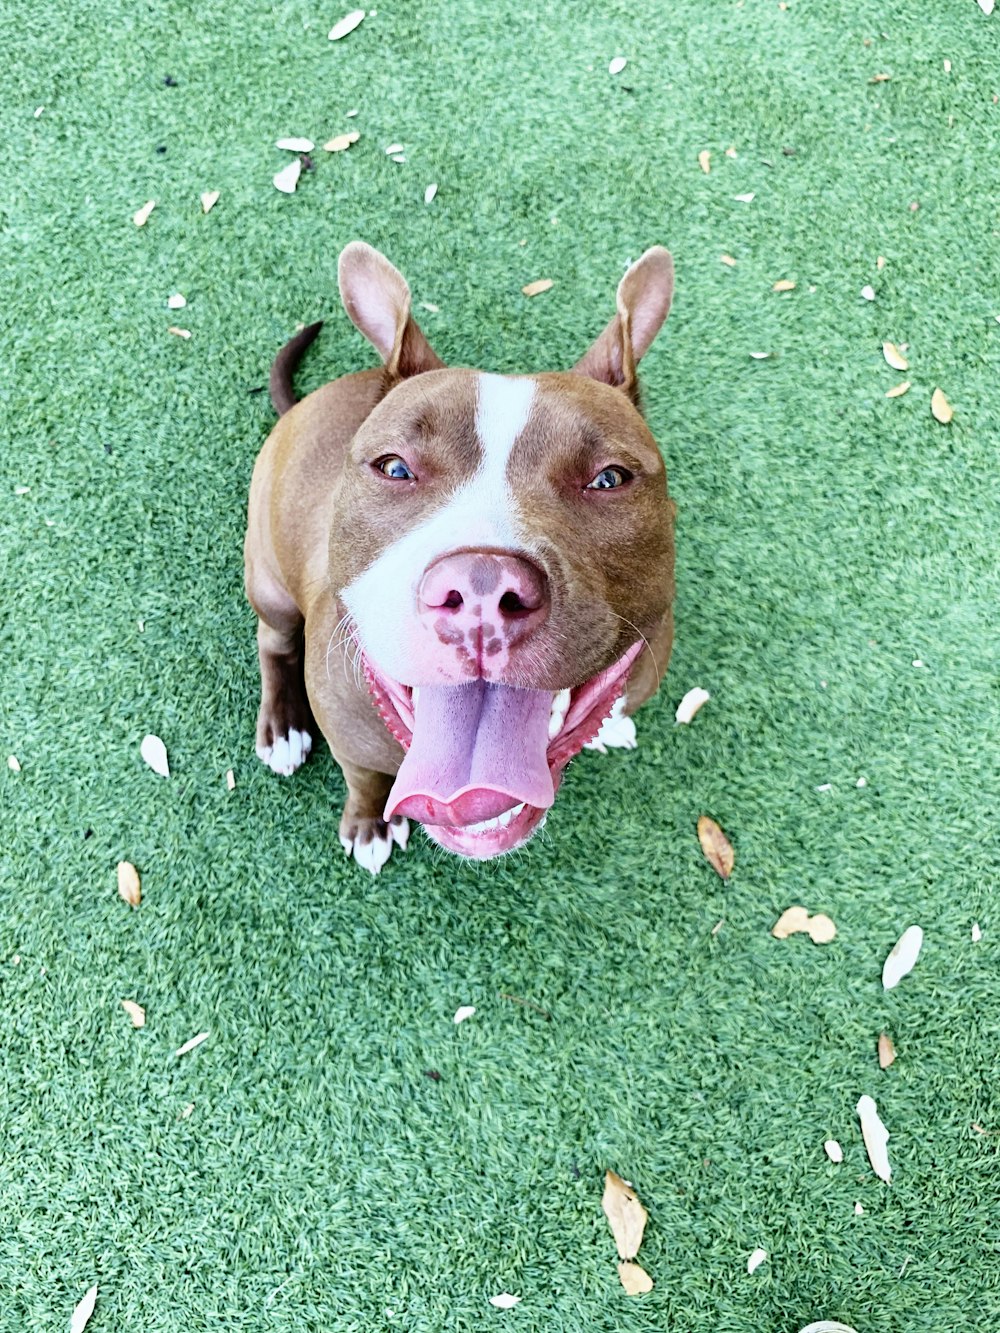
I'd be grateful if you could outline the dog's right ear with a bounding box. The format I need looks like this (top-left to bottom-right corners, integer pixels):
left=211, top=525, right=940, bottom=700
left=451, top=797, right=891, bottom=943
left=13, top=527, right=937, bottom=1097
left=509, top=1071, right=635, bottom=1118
left=338, top=242, right=445, bottom=381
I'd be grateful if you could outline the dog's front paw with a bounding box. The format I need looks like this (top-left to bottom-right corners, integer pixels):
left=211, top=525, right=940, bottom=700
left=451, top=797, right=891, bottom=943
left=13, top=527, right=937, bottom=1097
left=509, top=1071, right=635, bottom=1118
left=583, top=695, right=637, bottom=754
left=339, top=814, right=410, bottom=875
left=256, top=726, right=313, bottom=775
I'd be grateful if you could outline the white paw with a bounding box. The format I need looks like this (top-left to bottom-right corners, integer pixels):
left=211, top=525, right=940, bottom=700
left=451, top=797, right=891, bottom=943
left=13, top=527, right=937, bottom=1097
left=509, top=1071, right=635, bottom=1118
left=256, top=727, right=313, bottom=776
left=584, top=696, right=637, bottom=754
left=339, top=817, right=410, bottom=874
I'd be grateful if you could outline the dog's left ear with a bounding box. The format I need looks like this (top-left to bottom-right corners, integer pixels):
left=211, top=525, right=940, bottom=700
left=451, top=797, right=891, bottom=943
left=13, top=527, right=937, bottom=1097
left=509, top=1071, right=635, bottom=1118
left=572, top=247, right=674, bottom=402
left=338, top=241, right=445, bottom=380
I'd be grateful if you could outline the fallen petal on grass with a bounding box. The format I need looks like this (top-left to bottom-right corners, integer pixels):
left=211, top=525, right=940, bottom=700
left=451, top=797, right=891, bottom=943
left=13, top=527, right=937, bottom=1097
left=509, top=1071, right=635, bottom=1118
left=323, top=131, right=360, bottom=151
left=133, top=200, right=155, bottom=227
left=675, top=686, right=710, bottom=724
left=140, top=734, right=169, bottom=777
left=882, top=925, right=923, bottom=989
left=174, top=1031, right=210, bottom=1058
left=273, top=159, right=302, bottom=194
left=882, top=341, right=909, bottom=370
left=70, top=1284, right=99, bottom=1333
left=522, top=278, right=554, bottom=297
left=747, top=1247, right=767, bottom=1274
left=117, top=861, right=141, bottom=907
left=857, top=1094, right=891, bottom=1182
left=122, top=999, right=146, bottom=1027
left=200, top=190, right=220, bottom=213
left=885, top=381, right=911, bottom=398
left=931, top=387, right=954, bottom=423
left=824, top=1139, right=844, bottom=1162
left=329, top=8, right=365, bottom=39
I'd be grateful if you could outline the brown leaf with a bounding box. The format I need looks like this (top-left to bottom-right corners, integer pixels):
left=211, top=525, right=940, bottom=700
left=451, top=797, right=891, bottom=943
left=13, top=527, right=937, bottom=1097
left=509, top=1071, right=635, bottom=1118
left=882, top=341, right=909, bottom=371
left=878, top=1032, right=896, bottom=1068
left=522, top=278, right=553, bottom=297
left=602, top=1170, right=648, bottom=1260
left=698, top=149, right=711, bottom=174
left=117, top=861, right=141, bottom=907
left=885, top=381, right=911, bottom=398
left=697, top=816, right=734, bottom=879
left=930, top=387, right=953, bottom=423
left=618, top=1261, right=653, bottom=1295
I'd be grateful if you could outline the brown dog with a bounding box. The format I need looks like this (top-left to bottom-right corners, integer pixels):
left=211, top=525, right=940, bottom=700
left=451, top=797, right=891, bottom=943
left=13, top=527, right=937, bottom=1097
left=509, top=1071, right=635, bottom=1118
left=245, top=242, right=676, bottom=872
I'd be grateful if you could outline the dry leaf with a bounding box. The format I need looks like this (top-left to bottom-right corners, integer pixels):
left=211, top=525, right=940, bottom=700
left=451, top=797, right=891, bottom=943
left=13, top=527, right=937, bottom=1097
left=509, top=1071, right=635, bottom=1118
left=174, top=1031, right=209, bottom=1057
left=601, top=1170, right=648, bottom=1260
left=488, top=1293, right=521, bottom=1309
left=885, top=380, right=911, bottom=398
left=698, top=149, right=711, bottom=173
left=117, top=861, right=141, bottom=907
left=675, top=686, right=710, bottom=724
left=424, top=182, right=438, bottom=204
left=882, top=924, right=923, bottom=989
left=167, top=293, right=186, bottom=309
left=133, top=200, right=155, bottom=227
left=878, top=1032, right=896, bottom=1068
left=824, top=1139, right=843, bottom=1162
left=122, top=999, right=146, bottom=1027
left=618, top=1261, right=653, bottom=1294
left=608, top=56, right=628, bottom=75
left=273, top=159, right=302, bottom=194
left=522, top=278, right=554, bottom=297
left=323, top=131, right=360, bottom=152
left=734, top=191, right=755, bottom=202
left=930, top=388, right=953, bottom=423
left=200, top=190, right=220, bottom=213
left=857, top=1094, right=891, bottom=1182
left=747, top=1247, right=767, bottom=1274
left=697, top=816, right=734, bottom=879
left=70, top=1284, right=98, bottom=1333
left=720, top=254, right=738, bottom=266
left=771, top=905, right=836, bottom=943
left=882, top=341, right=909, bottom=370
left=7, top=755, right=21, bottom=772
left=328, top=8, right=365, bottom=39
left=861, top=284, right=875, bottom=301
left=453, top=1005, right=475, bottom=1024
left=167, top=326, right=191, bottom=339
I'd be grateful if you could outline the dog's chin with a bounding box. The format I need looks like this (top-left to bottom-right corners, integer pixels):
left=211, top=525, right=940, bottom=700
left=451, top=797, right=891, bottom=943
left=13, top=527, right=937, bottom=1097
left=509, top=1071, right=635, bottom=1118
left=360, top=639, right=644, bottom=860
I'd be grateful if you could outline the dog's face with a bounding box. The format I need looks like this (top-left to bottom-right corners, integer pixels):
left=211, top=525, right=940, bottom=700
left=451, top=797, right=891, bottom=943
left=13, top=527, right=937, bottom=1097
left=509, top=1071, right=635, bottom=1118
left=327, top=243, right=675, bottom=858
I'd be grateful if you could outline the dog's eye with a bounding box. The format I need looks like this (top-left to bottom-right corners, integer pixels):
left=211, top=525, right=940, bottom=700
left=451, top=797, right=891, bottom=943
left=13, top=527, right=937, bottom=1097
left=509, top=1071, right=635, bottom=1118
left=586, top=466, right=632, bottom=490
left=374, top=455, right=415, bottom=481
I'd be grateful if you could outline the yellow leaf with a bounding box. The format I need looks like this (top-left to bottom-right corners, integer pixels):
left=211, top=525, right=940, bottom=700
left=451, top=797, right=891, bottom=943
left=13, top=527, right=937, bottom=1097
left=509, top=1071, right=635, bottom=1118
left=772, top=279, right=796, bottom=292
left=601, top=1170, right=648, bottom=1260
left=697, top=815, right=734, bottom=879
left=885, top=381, right=910, bottom=398
left=931, top=387, right=953, bottom=423
left=618, top=1261, right=653, bottom=1295
left=882, top=341, right=909, bottom=371
left=323, top=131, right=360, bottom=152
left=117, top=861, right=141, bottom=907
left=698, top=149, right=711, bottom=174
left=522, top=278, right=553, bottom=297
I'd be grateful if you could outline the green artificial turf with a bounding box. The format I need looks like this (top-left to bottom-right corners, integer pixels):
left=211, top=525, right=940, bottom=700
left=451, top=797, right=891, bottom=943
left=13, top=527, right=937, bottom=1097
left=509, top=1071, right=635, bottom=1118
left=3, top=0, right=1000, bottom=1328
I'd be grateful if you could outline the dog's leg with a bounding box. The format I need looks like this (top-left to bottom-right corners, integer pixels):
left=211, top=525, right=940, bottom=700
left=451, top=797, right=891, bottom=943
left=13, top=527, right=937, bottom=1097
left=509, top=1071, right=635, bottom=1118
left=246, top=558, right=315, bottom=775
left=336, top=758, right=409, bottom=875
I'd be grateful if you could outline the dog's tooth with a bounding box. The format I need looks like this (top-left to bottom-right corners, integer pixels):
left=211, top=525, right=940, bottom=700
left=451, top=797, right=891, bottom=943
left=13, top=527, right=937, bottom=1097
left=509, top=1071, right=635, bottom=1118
left=548, top=688, right=571, bottom=739
left=411, top=686, right=420, bottom=708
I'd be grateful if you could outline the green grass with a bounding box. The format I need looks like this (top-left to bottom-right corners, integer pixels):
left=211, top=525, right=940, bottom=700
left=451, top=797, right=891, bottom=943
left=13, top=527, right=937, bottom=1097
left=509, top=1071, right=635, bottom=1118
left=3, top=1, right=1000, bottom=1328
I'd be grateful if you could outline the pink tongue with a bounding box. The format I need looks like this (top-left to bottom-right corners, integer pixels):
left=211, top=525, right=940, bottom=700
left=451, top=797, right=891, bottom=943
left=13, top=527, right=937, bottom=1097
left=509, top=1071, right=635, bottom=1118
left=384, top=682, right=555, bottom=826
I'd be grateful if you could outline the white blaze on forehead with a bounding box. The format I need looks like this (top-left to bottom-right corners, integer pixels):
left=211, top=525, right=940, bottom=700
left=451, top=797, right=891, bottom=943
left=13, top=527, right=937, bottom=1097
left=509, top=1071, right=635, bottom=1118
left=341, top=374, right=538, bottom=682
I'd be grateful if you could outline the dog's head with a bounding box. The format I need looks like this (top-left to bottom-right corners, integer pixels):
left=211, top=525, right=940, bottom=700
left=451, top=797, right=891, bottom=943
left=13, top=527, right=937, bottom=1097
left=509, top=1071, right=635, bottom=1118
left=329, top=242, right=675, bottom=858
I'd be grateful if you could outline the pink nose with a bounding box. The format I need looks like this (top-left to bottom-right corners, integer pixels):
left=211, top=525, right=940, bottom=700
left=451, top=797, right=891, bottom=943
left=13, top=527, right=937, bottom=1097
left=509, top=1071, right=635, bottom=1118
left=418, top=550, right=548, bottom=645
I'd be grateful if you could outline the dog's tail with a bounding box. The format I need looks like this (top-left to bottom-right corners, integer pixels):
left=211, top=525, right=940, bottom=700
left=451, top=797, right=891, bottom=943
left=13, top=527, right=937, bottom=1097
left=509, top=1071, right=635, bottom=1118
left=269, top=321, right=324, bottom=416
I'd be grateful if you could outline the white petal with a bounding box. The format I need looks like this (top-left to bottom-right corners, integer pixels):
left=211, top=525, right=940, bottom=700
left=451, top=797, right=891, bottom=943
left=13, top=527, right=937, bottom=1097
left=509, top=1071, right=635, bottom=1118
left=861, top=284, right=876, bottom=301
left=857, top=1094, right=891, bottom=1182
left=488, top=1293, right=521, bottom=1309
left=167, top=293, right=187, bottom=309
left=329, top=8, right=365, bottom=39
left=747, top=1247, right=767, bottom=1274
left=675, top=686, right=710, bottom=724
left=140, top=733, right=169, bottom=777
left=453, top=1005, right=476, bottom=1024
left=424, top=183, right=438, bottom=203
left=608, top=56, right=627, bottom=74
left=273, top=159, right=302, bottom=194
left=882, top=924, right=923, bottom=989
left=70, top=1284, right=99, bottom=1333
left=275, top=136, right=314, bottom=152
left=200, top=190, right=220, bottom=213
left=824, top=1139, right=843, bottom=1163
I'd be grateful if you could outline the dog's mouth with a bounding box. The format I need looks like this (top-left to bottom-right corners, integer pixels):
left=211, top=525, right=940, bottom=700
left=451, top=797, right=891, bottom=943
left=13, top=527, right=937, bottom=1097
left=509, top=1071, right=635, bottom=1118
left=361, top=641, right=643, bottom=859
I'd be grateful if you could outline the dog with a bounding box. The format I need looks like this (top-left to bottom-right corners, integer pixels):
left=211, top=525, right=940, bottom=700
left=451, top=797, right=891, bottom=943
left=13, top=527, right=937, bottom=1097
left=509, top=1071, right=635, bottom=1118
left=244, top=241, right=676, bottom=872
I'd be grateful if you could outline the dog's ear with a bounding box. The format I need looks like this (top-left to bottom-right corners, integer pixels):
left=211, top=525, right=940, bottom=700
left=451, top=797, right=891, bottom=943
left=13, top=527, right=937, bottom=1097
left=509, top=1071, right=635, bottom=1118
left=338, top=242, right=445, bottom=380
left=572, top=247, right=674, bottom=403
